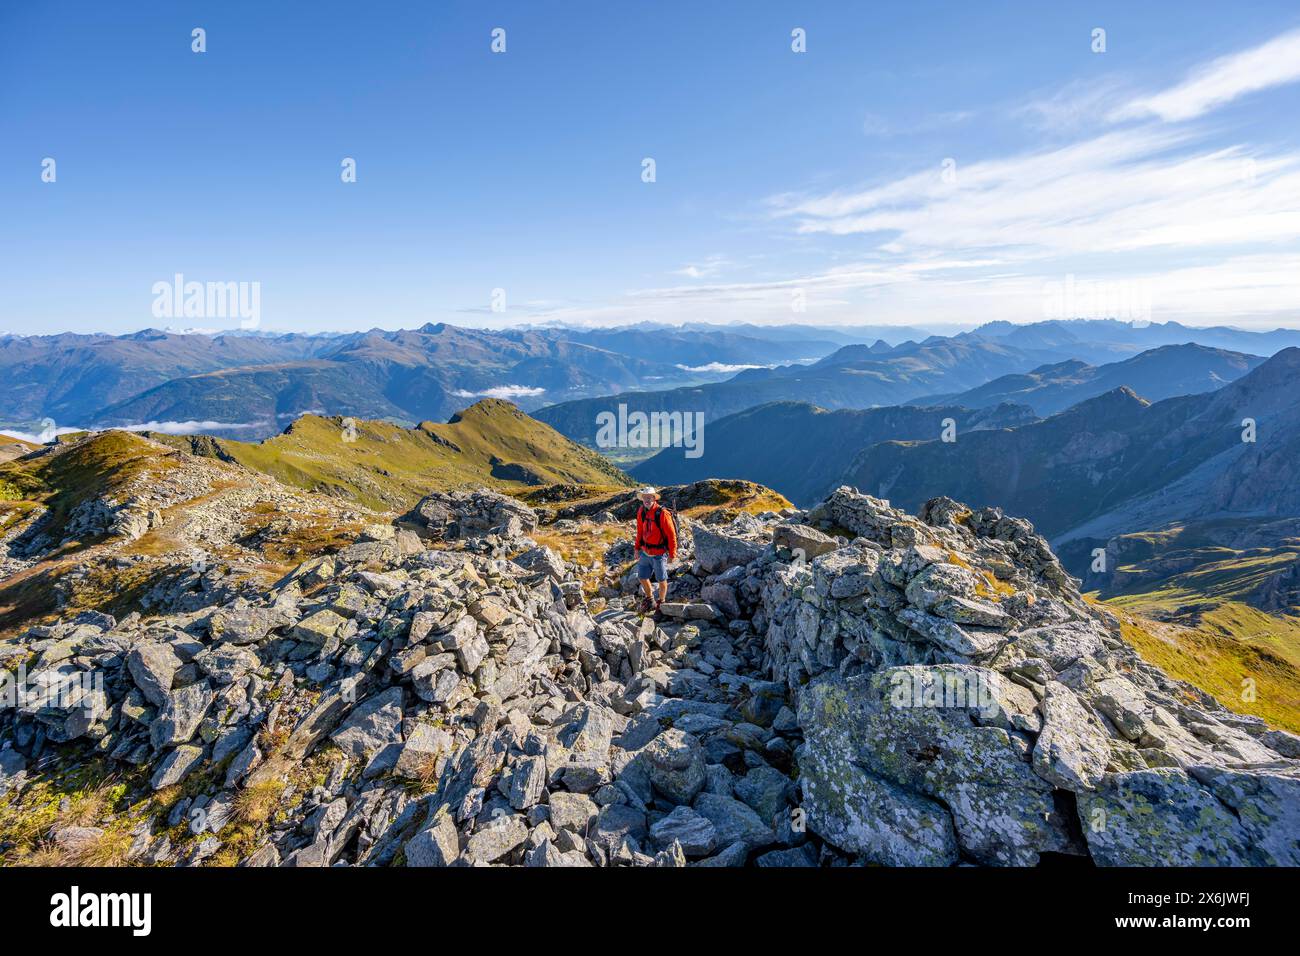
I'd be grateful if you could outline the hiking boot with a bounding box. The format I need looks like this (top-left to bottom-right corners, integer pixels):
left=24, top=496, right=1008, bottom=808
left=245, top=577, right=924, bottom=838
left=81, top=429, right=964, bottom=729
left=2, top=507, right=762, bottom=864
left=638, top=597, right=654, bottom=614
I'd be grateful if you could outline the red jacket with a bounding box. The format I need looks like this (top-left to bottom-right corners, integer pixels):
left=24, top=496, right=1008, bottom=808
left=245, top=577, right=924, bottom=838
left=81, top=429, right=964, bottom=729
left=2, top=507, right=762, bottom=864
left=635, top=504, right=677, bottom=560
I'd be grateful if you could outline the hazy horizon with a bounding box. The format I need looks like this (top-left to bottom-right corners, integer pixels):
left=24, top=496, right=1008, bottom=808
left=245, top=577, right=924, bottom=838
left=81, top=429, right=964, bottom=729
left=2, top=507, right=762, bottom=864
left=7, top=315, right=1300, bottom=341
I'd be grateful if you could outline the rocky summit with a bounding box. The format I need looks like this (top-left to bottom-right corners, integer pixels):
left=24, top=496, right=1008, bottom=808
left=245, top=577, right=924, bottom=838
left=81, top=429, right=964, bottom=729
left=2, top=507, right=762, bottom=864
left=2, top=483, right=1297, bottom=867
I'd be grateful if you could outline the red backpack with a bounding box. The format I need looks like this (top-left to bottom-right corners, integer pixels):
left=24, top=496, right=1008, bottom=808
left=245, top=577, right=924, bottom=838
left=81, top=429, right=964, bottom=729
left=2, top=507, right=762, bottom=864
left=638, top=504, right=672, bottom=552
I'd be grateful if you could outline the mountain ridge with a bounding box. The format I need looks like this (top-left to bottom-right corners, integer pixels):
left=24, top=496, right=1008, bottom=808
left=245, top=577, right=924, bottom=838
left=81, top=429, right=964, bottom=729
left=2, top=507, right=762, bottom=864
left=632, top=399, right=1038, bottom=506
left=911, top=343, right=1264, bottom=416
left=146, top=399, right=633, bottom=512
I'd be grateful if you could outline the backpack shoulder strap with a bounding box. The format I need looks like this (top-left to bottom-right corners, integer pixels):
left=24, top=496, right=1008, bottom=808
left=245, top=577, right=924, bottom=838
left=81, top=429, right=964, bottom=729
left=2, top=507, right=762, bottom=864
left=642, top=504, right=666, bottom=536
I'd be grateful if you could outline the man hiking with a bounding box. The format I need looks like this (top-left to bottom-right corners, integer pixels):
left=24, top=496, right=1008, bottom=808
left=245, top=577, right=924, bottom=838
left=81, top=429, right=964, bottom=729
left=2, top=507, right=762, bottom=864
left=633, top=486, right=677, bottom=615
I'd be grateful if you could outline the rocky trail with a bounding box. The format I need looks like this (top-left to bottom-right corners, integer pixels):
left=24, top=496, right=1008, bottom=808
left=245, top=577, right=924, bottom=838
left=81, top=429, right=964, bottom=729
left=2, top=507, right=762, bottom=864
left=0, top=432, right=376, bottom=630
left=2, top=483, right=1298, bottom=867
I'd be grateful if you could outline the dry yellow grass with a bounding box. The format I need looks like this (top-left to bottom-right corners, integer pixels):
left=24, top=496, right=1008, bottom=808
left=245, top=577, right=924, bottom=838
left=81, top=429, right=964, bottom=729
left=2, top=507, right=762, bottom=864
left=531, top=523, right=628, bottom=567
left=232, top=776, right=288, bottom=827
left=16, top=828, right=136, bottom=867
left=0, top=755, right=150, bottom=867
left=946, top=551, right=1016, bottom=599
left=410, top=753, right=441, bottom=794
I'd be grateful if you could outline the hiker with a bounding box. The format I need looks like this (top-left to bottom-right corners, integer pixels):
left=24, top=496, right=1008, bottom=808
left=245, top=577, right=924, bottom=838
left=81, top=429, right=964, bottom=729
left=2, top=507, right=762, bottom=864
left=633, top=486, right=677, bottom=614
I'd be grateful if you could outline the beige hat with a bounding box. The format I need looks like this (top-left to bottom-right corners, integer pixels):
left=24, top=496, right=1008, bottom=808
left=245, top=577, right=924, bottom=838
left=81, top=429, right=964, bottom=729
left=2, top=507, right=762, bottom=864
left=637, top=486, right=658, bottom=498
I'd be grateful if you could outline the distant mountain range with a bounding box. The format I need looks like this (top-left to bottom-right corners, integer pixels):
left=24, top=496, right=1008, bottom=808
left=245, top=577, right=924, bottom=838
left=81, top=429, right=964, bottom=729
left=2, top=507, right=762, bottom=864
left=958, top=318, right=1300, bottom=364
left=0, top=328, right=331, bottom=424
left=911, top=344, right=1265, bottom=417
left=842, top=347, right=1300, bottom=545
left=0, top=323, right=846, bottom=436
left=535, top=325, right=1299, bottom=448
left=627, top=342, right=1300, bottom=603
left=632, top=342, right=1277, bottom=509
left=632, top=400, right=1037, bottom=506
left=536, top=337, right=1065, bottom=445
left=7, top=319, right=1300, bottom=443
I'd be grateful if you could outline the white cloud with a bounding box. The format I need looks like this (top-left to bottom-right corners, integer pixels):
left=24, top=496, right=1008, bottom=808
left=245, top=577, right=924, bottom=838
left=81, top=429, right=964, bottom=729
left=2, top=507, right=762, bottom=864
left=117, top=420, right=267, bottom=434
left=0, top=426, right=82, bottom=444
left=1113, top=28, right=1300, bottom=122
left=622, top=253, right=1300, bottom=329
left=0, top=420, right=266, bottom=443
left=675, top=362, right=769, bottom=374
left=672, top=255, right=730, bottom=279
left=452, top=385, right=546, bottom=400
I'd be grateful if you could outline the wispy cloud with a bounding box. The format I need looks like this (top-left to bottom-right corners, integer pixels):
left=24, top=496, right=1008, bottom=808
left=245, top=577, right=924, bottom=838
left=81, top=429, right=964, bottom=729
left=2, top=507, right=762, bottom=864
left=862, top=110, right=975, bottom=138
left=1113, top=27, right=1300, bottom=122
left=672, top=255, right=730, bottom=279
left=666, top=28, right=1300, bottom=328
left=493, top=29, right=1300, bottom=331
left=1016, top=77, right=1133, bottom=133
left=608, top=250, right=1300, bottom=329
left=777, top=129, right=1300, bottom=259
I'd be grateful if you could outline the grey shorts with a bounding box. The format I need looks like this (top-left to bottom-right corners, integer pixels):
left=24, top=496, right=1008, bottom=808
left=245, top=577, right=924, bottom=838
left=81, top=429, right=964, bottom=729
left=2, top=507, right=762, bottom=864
left=637, top=551, right=669, bottom=582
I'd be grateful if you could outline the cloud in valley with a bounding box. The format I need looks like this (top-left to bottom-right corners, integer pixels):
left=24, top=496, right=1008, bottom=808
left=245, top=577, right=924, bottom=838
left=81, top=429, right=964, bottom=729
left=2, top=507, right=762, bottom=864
left=452, top=386, right=547, bottom=400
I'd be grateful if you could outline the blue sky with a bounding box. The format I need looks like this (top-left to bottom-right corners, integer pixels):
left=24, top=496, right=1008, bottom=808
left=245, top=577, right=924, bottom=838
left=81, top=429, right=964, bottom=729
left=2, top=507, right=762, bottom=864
left=2, top=1, right=1299, bottom=334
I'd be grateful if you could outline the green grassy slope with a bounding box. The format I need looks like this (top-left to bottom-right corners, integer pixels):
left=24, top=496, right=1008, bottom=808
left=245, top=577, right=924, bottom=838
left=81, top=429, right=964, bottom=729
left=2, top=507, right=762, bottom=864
left=1086, top=516, right=1300, bottom=733
left=1111, top=605, right=1300, bottom=734
left=153, top=399, right=633, bottom=512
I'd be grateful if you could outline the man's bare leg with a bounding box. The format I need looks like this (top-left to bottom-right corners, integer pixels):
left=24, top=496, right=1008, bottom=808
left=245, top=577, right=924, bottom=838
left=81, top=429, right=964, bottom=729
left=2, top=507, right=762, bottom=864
left=657, top=580, right=668, bottom=604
